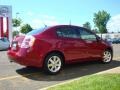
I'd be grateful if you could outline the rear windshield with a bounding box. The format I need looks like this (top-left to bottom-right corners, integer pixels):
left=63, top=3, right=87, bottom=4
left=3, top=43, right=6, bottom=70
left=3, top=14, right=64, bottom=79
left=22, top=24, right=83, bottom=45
left=26, top=27, right=48, bottom=35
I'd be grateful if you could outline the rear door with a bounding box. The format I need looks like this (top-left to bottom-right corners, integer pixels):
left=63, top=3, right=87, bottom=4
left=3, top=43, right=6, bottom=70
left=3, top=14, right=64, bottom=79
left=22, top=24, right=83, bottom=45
left=56, top=26, right=88, bottom=61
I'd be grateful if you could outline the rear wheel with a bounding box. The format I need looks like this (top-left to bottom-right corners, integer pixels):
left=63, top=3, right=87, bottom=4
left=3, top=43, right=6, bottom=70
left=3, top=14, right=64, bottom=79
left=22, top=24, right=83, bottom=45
left=102, top=50, right=112, bottom=63
left=43, top=53, right=63, bottom=74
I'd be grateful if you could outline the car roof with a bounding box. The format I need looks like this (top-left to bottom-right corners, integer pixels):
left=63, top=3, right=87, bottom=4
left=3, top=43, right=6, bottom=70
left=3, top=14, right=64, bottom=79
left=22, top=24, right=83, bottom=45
left=48, top=25, right=81, bottom=28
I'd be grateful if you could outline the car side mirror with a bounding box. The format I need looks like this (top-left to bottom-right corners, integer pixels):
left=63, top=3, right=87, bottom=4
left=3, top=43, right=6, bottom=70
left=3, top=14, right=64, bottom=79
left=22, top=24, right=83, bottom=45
left=96, top=36, right=102, bottom=42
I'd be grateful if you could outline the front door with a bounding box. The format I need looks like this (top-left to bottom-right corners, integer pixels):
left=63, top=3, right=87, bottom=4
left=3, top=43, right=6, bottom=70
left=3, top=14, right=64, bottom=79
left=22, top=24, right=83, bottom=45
left=78, top=27, right=103, bottom=60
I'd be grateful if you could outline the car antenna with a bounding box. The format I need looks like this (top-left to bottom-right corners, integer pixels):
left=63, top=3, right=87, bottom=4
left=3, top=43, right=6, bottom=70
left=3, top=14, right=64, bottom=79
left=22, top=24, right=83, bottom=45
left=44, top=24, right=47, bottom=27
left=42, top=21, right=47, bottom=27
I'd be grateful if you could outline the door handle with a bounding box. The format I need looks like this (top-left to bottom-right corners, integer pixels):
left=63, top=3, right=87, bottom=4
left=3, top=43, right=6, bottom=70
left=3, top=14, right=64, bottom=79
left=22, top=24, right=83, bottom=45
left=85, top=40, right=93, bottom=43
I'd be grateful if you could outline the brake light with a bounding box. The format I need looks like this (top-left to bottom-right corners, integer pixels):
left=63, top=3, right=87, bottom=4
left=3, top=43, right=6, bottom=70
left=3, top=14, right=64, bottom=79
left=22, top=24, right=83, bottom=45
left=21, top=35, right=35, bottom=48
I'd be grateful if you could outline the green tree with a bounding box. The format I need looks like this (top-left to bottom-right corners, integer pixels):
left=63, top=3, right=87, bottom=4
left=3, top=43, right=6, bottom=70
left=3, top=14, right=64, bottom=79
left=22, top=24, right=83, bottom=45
left=83, top=22, right=91, bottom=29
left=92, top=28, right=99, bottom=33
left=20, top=24, right=33, bottom=34
left=12, top=18, right=22, bottom=27
left=12, top=18, right=22, bottom=37
left=93, top=10, right=111, bottom=33
left=13, top=31, right=19, bottom=37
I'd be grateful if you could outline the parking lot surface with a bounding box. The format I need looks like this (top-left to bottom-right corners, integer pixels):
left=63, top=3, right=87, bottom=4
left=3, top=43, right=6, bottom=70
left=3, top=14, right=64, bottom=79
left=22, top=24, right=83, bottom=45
left=0, top=44, right=120, bottom=90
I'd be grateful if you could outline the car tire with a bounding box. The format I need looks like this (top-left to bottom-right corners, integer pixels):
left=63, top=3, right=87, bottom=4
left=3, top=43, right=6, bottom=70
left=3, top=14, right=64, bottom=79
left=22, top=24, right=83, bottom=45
left=43, top=53, right=63, bottom=75
left=102, top=50, right=112, bottom=64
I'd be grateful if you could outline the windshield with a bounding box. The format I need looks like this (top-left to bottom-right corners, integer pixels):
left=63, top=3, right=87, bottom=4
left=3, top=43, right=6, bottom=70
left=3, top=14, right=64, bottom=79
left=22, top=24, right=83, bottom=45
left=26, top=27, right=48, bottom=35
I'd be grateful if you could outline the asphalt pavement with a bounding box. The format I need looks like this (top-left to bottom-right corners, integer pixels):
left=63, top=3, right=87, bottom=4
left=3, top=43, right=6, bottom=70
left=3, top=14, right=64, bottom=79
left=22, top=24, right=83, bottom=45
left=0, top=44, right=120, bottom=90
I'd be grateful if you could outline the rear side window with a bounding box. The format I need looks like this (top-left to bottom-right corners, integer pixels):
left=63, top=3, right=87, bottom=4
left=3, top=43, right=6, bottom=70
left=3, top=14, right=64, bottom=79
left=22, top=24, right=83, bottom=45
left=56, top=27, right=78, bottom=38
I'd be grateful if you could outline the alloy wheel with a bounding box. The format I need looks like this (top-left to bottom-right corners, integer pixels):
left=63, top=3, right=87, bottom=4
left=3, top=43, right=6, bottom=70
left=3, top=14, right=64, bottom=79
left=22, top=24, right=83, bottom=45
left=47, top=56, right=62, bottom=73
left=103, top=50, right=112, bottom=63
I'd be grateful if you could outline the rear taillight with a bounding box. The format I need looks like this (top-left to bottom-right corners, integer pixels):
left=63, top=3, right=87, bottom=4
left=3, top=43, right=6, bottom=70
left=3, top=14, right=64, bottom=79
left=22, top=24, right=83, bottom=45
left=21, top=35, right=35, bottom=48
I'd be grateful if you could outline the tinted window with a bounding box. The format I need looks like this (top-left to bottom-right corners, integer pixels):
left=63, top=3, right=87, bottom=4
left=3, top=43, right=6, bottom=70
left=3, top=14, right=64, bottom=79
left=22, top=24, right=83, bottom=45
left=27, top=27, right=48, bottom=35
left=78, top=28, right=97, bottom=41
left=56, top=27, right=78, bottom=38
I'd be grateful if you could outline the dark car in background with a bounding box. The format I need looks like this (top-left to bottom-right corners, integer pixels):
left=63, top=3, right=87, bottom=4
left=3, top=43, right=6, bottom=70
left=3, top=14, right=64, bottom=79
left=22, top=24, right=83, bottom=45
left=112, top=38, right=120, bottom=44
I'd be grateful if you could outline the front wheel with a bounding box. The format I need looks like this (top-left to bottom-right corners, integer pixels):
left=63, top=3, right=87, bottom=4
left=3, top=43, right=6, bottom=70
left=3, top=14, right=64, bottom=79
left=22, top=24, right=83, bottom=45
left=43, top=53, right=63, bottom=74
left=102, top=50, right=112, bottom=63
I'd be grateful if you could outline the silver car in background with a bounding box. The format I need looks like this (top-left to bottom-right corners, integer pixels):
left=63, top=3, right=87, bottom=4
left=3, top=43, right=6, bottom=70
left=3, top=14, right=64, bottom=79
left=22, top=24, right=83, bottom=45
left=0, top=37, right=10, bottom=50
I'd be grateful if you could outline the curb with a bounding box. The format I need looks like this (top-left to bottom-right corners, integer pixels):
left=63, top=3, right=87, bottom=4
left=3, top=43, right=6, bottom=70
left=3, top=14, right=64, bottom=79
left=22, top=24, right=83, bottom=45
left=39, top=57, right=120, bottom=90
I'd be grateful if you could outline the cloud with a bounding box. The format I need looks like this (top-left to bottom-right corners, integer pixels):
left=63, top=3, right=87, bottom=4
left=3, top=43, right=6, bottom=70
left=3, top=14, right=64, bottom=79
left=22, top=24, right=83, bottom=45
left=27, top=12, right=56, bottom=20
left=25, top=12, right=59, bottom=29
left=42, top=15, right=56, bottom=20
left=30, top=19, right=43, bottom=29
left=107, top=14, right=120, bottom=32
left=26, top=11, right=34, bottom=16
left=30, top=18, right=59, bottom=29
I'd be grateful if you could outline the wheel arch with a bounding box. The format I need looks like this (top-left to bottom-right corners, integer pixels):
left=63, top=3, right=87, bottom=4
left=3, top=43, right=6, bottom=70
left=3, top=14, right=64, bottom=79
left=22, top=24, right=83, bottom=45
left=105, top=47, right=113, bottom=56
left=43, top=50, right=65, bottom=65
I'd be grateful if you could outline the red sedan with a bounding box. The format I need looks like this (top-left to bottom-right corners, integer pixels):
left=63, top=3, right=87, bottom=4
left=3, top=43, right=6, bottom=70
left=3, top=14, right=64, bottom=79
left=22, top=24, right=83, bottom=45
left=7, top=25, right=113, bottom=74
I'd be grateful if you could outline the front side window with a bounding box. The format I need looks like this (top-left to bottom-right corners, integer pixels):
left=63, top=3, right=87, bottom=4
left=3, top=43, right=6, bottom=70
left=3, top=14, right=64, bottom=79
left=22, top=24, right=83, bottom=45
left=56, top=27, right=78, bottom=38
left=79, top=28, right=97, bottom=41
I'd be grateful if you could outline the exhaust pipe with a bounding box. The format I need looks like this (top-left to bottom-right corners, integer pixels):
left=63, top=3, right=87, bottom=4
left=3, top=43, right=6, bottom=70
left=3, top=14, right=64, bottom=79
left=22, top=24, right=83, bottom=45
left=10, top=60, right=14, bottom=63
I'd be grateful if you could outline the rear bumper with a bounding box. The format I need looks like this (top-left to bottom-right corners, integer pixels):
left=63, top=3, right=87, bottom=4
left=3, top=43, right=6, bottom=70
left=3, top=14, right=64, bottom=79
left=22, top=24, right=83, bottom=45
left=7, top=50, right=43, bottom=68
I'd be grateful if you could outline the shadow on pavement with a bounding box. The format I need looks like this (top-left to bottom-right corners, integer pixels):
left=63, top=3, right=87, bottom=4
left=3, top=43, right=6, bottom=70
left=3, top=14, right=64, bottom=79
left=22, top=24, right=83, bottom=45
left=16, top=60, right=120, bottom=81
left=0, top=49, right=8, bottom=52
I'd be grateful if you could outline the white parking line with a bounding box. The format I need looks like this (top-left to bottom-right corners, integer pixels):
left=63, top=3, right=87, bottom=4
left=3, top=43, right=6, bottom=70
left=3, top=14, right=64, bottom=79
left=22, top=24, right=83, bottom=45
left=0, top=72, right=39, bottom=81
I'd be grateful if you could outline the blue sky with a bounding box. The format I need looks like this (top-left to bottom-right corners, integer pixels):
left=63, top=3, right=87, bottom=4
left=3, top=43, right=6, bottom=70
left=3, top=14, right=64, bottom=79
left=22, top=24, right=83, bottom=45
left=1, top=0, right=120, bottom=32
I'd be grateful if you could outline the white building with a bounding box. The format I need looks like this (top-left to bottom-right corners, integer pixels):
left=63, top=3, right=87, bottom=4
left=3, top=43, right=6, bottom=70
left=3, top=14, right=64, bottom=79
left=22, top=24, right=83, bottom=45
left=97, top=33, right=120, bottom=39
